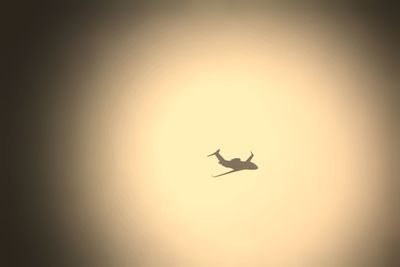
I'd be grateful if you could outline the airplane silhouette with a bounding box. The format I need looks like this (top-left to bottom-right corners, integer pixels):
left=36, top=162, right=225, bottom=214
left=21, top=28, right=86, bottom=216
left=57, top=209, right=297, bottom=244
left=207, top=149, right=258, bottom=177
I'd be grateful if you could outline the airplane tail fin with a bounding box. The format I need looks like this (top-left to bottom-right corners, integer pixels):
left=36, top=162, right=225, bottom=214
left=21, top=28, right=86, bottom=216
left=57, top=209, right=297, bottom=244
left=207, top=149, right=220, bottom=157
left=207, top=149, right=227, bottom=164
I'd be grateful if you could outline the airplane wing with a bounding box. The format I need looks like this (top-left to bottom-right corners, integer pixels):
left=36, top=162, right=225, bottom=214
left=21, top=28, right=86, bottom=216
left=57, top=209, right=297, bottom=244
left=212, top=169, right=239, bottom=177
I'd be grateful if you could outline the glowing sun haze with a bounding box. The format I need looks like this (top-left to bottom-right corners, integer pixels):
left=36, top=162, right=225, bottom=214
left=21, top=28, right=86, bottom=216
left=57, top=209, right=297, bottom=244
left=51, top=10, right=389, bottom=267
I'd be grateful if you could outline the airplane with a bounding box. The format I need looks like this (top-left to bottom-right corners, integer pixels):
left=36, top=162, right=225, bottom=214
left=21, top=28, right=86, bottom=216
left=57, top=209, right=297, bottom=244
left=207, top=149, right=258, bottom=177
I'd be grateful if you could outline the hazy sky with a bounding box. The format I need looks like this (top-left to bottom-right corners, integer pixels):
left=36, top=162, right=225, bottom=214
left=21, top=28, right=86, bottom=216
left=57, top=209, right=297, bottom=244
left=46, top=10, right=391, bottom=267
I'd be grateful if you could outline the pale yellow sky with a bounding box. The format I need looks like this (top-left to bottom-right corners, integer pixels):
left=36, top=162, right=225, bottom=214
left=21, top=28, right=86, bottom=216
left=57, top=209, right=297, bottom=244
left=48, top=10, right=391, bottom=267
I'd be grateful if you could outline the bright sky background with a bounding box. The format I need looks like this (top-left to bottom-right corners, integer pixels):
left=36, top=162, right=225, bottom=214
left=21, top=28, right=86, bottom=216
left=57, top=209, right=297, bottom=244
left=49, top=10, right=390, bottom=267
